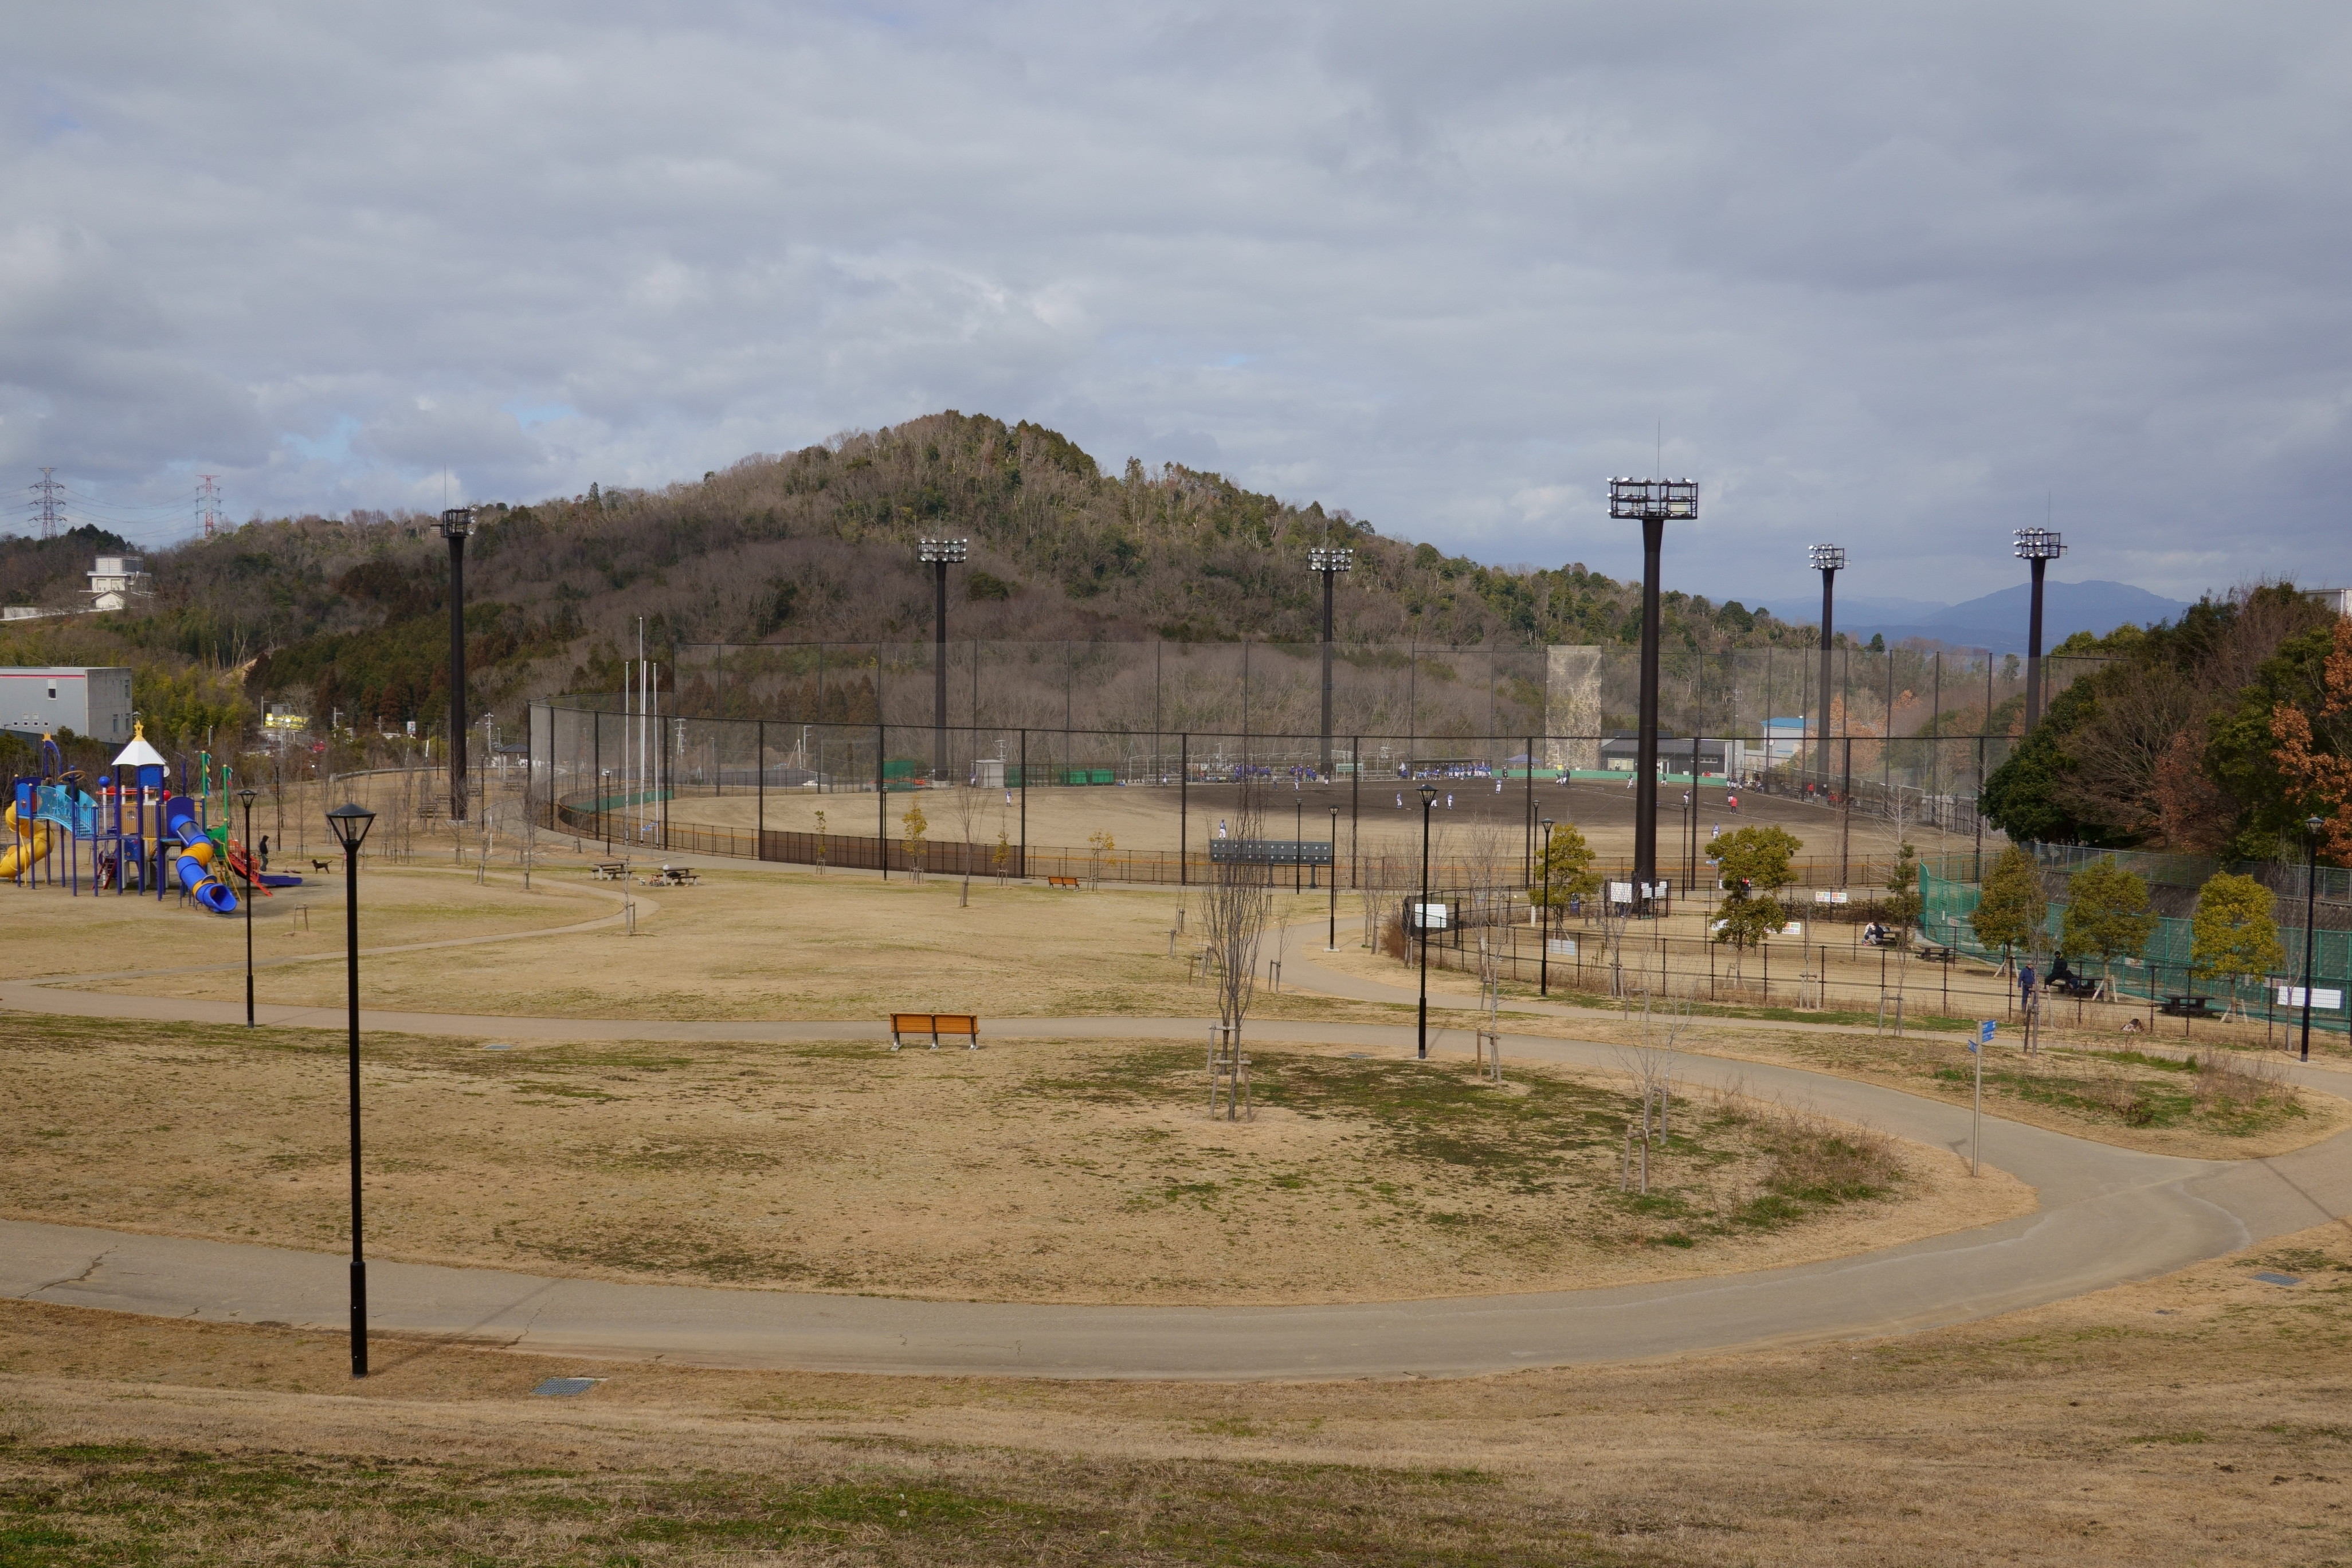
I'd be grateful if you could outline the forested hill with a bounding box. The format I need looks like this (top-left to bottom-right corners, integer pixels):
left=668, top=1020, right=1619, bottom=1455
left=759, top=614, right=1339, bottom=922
left=5, top=410, right=1820, bottom=733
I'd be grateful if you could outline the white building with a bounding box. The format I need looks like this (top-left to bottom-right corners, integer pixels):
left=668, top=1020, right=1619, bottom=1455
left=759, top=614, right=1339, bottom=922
left=87, top=555, right=153, bottom=613
left=1, top=667, right=135, bottom=740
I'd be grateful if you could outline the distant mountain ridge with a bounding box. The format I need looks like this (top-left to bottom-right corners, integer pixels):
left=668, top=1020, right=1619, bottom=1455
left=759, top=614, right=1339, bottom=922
left=1828, top=579, right=2192, bottom=653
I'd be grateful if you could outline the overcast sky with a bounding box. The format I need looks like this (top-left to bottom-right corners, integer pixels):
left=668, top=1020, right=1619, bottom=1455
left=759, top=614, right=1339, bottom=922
left=6, top=2, right=2349, bottom=607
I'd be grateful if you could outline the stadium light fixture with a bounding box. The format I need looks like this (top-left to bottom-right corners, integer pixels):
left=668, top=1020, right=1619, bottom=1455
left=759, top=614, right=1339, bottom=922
left=918, top=539, right=969, bottom=780
left=1308, top=547, right=1354, bottom=775
left=438, top=508, right=475, bottom=824
left=2014, top=528, right=2066, bottom=731
left=1809, top=544, right=1846, bottom=783
left=1606, top=477, right=1698, bottom=912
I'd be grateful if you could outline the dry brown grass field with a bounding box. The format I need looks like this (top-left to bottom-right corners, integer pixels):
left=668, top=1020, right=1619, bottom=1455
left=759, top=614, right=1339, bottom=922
left=6, top=816, right=2347, bottom=1563
left=0, top=1012, right=2024, bottom=1306
left=3, top=1222, right=2347, bottom=1565
left=657, top=772, right=1977, bottom=869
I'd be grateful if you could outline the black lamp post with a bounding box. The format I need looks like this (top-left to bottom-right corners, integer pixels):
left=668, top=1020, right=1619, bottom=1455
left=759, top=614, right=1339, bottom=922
left=2014, top=527, right=2064, bottom=733
left=2301, top=814, right=2326, bottom=1064
left=1327, top=805, right=1339, bottom=950
left=1308, top=546, right=1353, bottom=776
left=1539, top=817, right=1555, bottom=997
left=1608, top=477, right=1698, bottom=915
left=237, top=786, right=258, bottom=1026
left=438, top=508, right=476, bottom=823
left=1809, top=544, right=1845, bottom=787
left=919, top=538, right=968, bottom=782
left=326, top=800, right=377, bottom=1378
left=1417, top=781, right=1438, bottom=1059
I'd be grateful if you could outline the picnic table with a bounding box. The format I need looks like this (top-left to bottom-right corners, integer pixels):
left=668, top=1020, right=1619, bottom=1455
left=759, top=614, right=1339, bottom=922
left=2159, top=994, right=2214, bottom=1018
left=589, top=861, right=628, bottom=881
left=1915, top=944, right=1957, bottom=965
left=643, top=865, right=700, bottom=887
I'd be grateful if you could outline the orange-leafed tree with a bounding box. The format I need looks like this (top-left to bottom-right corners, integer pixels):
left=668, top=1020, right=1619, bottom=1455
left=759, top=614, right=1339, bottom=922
left=2269, top=617, right=2352, bottom=862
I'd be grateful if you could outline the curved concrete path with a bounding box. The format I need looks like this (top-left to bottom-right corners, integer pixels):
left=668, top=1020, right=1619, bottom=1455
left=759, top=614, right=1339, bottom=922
left=3, top=910, right=2348, bottom=1379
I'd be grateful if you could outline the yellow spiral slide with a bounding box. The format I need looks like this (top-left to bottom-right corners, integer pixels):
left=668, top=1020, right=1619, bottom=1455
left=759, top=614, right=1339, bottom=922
left=0, top=802, right=56, bottom=878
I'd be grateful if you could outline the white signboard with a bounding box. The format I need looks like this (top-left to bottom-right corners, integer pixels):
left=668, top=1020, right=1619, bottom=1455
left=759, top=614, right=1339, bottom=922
left=1547, top=938, right=1578, bottom=958
left=1779, top=921, right=1805, bottom=938
left=1607, top=881, right=1634, bottom=904
left=1810, top=889, right=1849, bottom=904
left=2277, top=986, right=2345, bottom=1010
left=1410, top=900, right=1449, bottom=931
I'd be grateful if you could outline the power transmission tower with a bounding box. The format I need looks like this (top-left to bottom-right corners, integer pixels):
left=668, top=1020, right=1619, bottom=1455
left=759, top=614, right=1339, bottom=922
left=197, top=474, right=222, bottom=540
left=29, top=468, right=64, bottom=539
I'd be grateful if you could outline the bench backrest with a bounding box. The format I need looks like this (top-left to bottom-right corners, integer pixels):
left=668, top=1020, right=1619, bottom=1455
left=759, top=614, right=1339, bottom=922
left=933, top=1014, right=978, bottom=1034
left=889, top=1012, right=934, bottom=1032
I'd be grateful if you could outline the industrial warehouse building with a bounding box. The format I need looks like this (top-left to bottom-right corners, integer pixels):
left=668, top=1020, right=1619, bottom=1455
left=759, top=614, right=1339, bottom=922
left=1, top=667, right=135, bottom=742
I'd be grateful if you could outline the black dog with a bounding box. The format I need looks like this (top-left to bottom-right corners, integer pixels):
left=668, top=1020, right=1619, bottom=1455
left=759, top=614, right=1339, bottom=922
left=311, top=859, right=331, bottom=873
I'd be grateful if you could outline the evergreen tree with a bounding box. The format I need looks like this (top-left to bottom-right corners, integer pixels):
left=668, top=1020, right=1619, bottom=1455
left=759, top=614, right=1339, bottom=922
left=2190, top=872, right=2284, bottom=1011
left=1708, top=825, right=1803, bottom=983
left=1883, top=842, right=1923, bottom=942
left=1970, top=844, right=2047, bottom=971
left=1528, top=820, right=1600, bottom=906
left=2059, top=856, right=2157, bottom=982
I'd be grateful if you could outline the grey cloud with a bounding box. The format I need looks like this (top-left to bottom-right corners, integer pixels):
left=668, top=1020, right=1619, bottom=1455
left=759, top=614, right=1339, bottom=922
left=2, top=1, right=2347, bottom=602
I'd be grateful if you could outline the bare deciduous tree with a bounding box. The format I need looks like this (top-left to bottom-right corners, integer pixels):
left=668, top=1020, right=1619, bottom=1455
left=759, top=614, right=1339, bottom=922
left=1197, top=778, right=1271, bottom=1120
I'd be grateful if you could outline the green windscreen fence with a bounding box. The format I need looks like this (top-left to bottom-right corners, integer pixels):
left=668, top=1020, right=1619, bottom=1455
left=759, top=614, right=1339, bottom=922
left=1920, top=868, right=2351, bottom=1034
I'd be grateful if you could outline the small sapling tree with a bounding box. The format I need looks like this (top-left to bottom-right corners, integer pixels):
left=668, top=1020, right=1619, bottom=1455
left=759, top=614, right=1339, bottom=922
left=1971, top=844, right=2047, bottom=974
left=1708, top=825, right=1801, bottom=991
left=1198, top=778, right=1272, bottom=1119
left=2192, top=871, right=2285, bottom=1018
left=901, top=799, right=928, bottom=884
left=2060, top=856, right=2157, bottom=993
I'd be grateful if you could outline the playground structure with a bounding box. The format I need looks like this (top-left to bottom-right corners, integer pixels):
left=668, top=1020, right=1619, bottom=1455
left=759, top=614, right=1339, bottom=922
left=3, top=726, right=302, bottom=914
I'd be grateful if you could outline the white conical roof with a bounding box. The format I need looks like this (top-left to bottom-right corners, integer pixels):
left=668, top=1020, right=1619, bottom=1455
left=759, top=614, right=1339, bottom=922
left=112, top=724, right=167, bottom=770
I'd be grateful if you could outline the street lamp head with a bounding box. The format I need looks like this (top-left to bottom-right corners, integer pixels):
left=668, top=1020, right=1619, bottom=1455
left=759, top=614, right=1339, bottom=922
left=2013, top=527, right=2065, bottom=561
left=1418, top=782, right=1439, bottom=808
left=1809, top=544, right=1847, bottom=573
left=1608, top=477, right=1699, bottom=522
left=437, top=507, right=475, bottom=539
left=2309, top=816, right=2328, bottom=836
left=326, top=802, right=377, bottom=853
left=918, top=538, right=969, bottom=565
left=237, top=787, right=258, bottom=809
left=1540, top=817, right=1555, bottom=832
left=1308, top=546, right=1354, bottom=574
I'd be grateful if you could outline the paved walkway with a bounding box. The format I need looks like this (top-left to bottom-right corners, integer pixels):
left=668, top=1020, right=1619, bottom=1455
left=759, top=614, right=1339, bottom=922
left=3, top=916, right=2349, bottom=1379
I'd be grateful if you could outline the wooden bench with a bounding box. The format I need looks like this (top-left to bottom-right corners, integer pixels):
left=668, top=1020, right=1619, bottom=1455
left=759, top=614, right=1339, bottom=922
left=1046, top=875, right=1081, bottom=889
left=889, top=1012, right=981, bottom=1050
left=2159, top=994, right=2214, bottom=1019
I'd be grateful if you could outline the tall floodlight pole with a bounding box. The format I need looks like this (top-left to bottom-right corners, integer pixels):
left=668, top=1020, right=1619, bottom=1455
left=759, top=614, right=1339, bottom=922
left=438, top=508, right=476, bottom=822
left=1308, top=546, right=1354, bottom=776
left=2014, top=528, right=2065, bottom=732
left=919, top=539, right=969, bottom=781
left=1608, top=477, right=1699, bottom=914
left=2302, top=815, right=2326, bottom=1064
left=325, top=801, right=377, bottom=1378
left=1417, top=781, right=1438, bottom=1059
left=1809, top=545, right=1845, bottom=787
